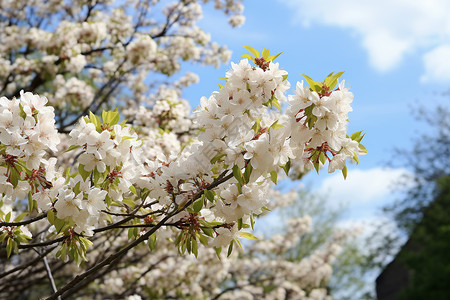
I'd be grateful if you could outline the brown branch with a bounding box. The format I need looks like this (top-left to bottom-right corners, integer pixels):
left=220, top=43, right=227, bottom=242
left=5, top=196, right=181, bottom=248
left=19, top=236, right=66, bottom=249
left=0, top=212, right=47, bottom=228
left=47, top=169, right=234, bottom=300
left=0, top=246, right=56, bottom=279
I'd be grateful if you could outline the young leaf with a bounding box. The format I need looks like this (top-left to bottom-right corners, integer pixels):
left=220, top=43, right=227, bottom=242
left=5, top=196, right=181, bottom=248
left=272, top=98, right=281, bottom=110
left=78, top=164, right=91, bottom=181
left=281, top=159, right=291, bottom=176
left=27, top=192, right=33, bottom=213
left=244, top=162, right=253, bottom=184
left=129, top=185, right=137, bottom=195
left=47, top=209, right=55, bottom=225
left=110, top=109, right=120, bottom=126
left=239, top=232, right=258, bottom=240
left=204, top=190, right=215, bottom=202
left=270, top=170, right=277, bottom=184
left=268, top=51, right=283, bottom=62
left=192, top=238, right=198, bottom=258
left=13, top=212, right=28, bottom=223
left=5, top=212, right=11, bottom=222
left=240, top=54, right=255, bottom=61
left=232, top=165, right=244, bottom=185
left=215, top=247, right=222, bottom=259
left=342, top=165, right=348, bottom=179
left=261, top=48, right=270, bottom=59
left=227, top=241, right=234, bottom=257
left=193, top=197, right=204, bottom=213
left=359, top=143, right=368, bottom=154
left=243, top=46, right=259, bottom=58
left=64, top=145, right=81, bottom=153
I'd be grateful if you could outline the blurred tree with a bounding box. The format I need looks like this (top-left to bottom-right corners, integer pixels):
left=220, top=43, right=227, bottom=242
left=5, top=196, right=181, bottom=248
left=396, top=175, right=450, bottom=300
left=387, top=106, right=450, bottom=233
left=377, top=105, right=450, bottom=299
left=278, top=190, right=376, bottom=300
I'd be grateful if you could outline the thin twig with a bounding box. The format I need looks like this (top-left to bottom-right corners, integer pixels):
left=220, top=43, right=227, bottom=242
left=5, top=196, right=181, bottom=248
left=42, top=256, right=61, bottom=300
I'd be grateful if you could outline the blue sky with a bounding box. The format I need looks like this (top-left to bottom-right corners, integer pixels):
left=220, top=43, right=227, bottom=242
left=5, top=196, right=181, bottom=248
left=181, top=0, right=450, bottom=222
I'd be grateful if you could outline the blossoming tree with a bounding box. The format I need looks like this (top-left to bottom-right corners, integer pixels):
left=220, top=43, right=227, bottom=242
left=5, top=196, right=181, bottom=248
left=0, top=1, right=366, bottom=299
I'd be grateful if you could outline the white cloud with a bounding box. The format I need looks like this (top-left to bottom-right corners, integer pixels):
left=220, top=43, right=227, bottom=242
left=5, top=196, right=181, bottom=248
left=315, top=167, right=412, bottom=209
left=421, top=44, right=450, bottom=83
left=280, top=0, right=450, bottom=75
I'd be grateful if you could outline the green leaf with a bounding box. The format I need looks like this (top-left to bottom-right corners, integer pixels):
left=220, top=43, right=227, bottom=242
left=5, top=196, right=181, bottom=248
left=65, top=167, right=71, bottom=184
left=129, top=185, right=137, bottom=195
left=201, top=227, right=214, bottom=237
left=27, top=192, right=33, bottom=213
left=281, top=159, right=291, bottom=176
left=319, top=152, right=327, bottom=165
left=252, top=118, right=261, bottom=134
left=313, top=162, right=320, bottom=173
left=270, top=170, right=277, bottom=184
left=64, top=144, right=81, bottom=153
left=54, top=218, right=66, bottom=233
left=128, top=227, right=136, bottom=239
left=243, top=162, right=253, bottom=184
left=78, top=164, right=91, bottom=181
left=272, top=98, right=281, bottom=110
left=18, top=103, right=27, bottom=119
left=282, top=74, right=288, bottom=81
left=301, top=74, right=323, bottom=93
left=342, top=165, right=348, bottom=179
left=261, top=48, right=270, bottom=59
left=102, top=110, right=108, bottom=125
left=240, top=54, right=255, bottom=61
left=227, top=241, right=233, bottom=257
left=192, top=238, right=198, bottom=258
left=210, top=153, right=227, bottom=164
left=110, top=110, right=120, bottom=126
left=235, top=238, right=244, bottom=251
left=243, top=46, right=259, bottom=58
left=268, top=51, right=283, bottom=62
left=73, top=181, right=81, bottom=196
left=47, top=209, right=55, bottom=225
left=5, top=211, right=11, bottom=222
left=350, top=131, right=362, bottom=141
left=10, top=166, right=20, bottom=188
left=0, top=232, right=8, bottom=243
left=239, top=232, right=258, bottom=240
left=359, top=143, right=368, bottom=154
left=232, top=165, right=244, bottom=185
left=198, top=233, right=209, bottom=246
left=193, top=197, right=204, bottom=213
left=215, top=247, right=222, bottom=259
left=79, top=237, right=93, bottom=250
left=175, top=232, right=183, bottom=245
left=186, top=237, right=191, bottom=254
left=237, top=218, right=243, bottom=230
left=13, top=212, right=28, bottom=223
left=89, top=111, right=101, bottom=130
left=6, top=238, right=14, bottom=258
left=324, top=71, right=345, bottom=90
left=204, top=190, right=215, bottom=202
left=353, top=153, right=360, bottom=164
left=270, top=122, right=284, bottom=130
left=148, top=233, right=157, bottom=251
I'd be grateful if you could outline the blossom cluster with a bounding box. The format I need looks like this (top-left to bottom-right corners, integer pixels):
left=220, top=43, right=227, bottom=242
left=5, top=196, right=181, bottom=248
left=0, top=91, right=59, bottom=203
left=0, top=1, right=369, bottom=298
left=1, top=49, right=365, bottom=264
left=0, top=0, right=237, bottom=113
